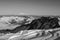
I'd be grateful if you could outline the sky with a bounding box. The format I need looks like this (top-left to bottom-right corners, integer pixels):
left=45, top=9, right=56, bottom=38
left=0, top=0, right=60, bottom=16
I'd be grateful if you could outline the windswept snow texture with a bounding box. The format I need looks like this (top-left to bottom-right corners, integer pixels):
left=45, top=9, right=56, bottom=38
left=0, top=16, right=35, bottom=33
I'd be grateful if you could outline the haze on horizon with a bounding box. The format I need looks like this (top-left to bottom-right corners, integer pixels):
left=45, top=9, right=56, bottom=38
left=0, top=0, right=60, bottom=16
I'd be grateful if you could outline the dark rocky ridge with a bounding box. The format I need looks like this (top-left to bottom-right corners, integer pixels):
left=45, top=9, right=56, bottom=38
left=0, top=16, right=60, bottom=33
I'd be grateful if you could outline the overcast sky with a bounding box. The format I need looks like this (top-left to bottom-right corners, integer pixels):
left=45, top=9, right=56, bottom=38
left=0, top=0, right=60, bottom=16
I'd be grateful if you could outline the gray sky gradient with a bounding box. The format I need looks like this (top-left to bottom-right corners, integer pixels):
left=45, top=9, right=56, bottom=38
left=0, top=0, right=60, bottom=15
